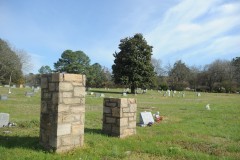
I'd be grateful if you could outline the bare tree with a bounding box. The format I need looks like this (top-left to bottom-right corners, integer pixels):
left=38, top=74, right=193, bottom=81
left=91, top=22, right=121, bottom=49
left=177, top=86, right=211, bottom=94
left=151, top=57, right=165, bottom=76
left=15, top=49, right=33, bottom=74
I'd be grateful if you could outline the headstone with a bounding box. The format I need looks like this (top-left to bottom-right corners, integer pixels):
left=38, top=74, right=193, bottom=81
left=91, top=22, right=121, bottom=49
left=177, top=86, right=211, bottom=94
left=168, top=91, right=171, bottom=97
left=140, top=112, right=154, bottom=125
left=122, top=92, right=127, bottom=96
left=100, top=93, right=105, bottom=97
left=0, top=113, right=10, bottom=127
left=205, top=104, right=211, bottom=110
left=25, top=92, right=34, bottom=97
left=33, top=88, right=38, bottom=93
left=182, top=93, right=185, bottom=97
left=197, top=93, right=201, bottom=97
left=4, top=85, right=10, bottom=88
left=11, top=85, right=16, bottom=88
left=95, top=93, right=101, bottom=97
left=0, top=95, right=8, bottom=100
left=19, top=84, right=23, bottom=88
left=25, top=85, right=30, bottom=88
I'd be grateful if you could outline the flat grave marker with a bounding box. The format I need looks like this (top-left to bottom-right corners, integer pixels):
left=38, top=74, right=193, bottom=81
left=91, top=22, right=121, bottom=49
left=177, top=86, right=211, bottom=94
left=25, top=92, right=34, bottom=97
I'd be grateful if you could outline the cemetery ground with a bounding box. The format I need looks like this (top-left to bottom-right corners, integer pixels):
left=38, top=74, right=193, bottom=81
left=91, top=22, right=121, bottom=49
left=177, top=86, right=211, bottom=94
left=0, top=87, right=240, bottom=160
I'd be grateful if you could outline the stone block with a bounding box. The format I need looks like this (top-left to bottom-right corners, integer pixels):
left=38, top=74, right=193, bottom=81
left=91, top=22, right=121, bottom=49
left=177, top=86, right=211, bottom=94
left=57, top=123, right=71, bottom=136
left=112, top=107, right=122, bottom=117
left=128, top=121, right=136, bottom=128
left=103, top=107, right=111, bottom=113
left=128, top=98, right=137, bottom=104
left=119, top=118, right=128, bottom=127
left=62, top=114, right=75, bottom=123
left=70, top=106, right=85, bottom=113
left=61, top=136, right=81, bottom=146
left=49, top=83, right=56, bottom=91
left=129, top=104, right=137, bottom=112
left=58, top=104, right=70, bottom=112
left=63, top=98, right=80, bottom=104
left=63, top=74, right=83, bottom=82
left=62, top=92, right=73, bottom=98
left=105, top=101, right=118, bottom=107
left=112, top=126, right=120, bottom=134
left=102, top=123, right=111, bottom=133
left=72, top=124, right=84, bottom=135
left=123, top=112, right=135, bottom=117
left=59, top=82, right=73, bottom=91
left=52, top=73, right=60, bottom=82
left=43, top=92, right=51, bottom=99
left=41, top=77, right=48, bottom=88
left=52, top=92, right=59, bottom=104
left=120, top=98, right=128, bottom=107
left=106, top=117, right=116, bottom=123
left=122, top=107, right=130, bottom=113
left=74, top=87, right=85, bottom=97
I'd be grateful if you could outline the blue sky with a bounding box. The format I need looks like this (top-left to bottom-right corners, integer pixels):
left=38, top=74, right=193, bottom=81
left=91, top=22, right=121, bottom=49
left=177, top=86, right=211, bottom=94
left=0, top=0, right=240, bottom=73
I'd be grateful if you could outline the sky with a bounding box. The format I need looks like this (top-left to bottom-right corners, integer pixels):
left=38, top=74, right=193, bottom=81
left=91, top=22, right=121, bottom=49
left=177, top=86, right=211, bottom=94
left=0, top=0, right=240, bottom=74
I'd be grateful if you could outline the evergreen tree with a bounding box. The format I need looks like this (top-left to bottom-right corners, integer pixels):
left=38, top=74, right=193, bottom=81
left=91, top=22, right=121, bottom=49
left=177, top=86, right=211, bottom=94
left=112, top=33, right=155, bottom=93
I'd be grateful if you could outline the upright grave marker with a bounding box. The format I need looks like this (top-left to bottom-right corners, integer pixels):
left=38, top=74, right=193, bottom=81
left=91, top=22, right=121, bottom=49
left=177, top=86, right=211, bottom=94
left=140, top=112, right=154, bottom=125
left=40, top=73, right=85, bottom=153
left=0, top=95, right=8, bottom=100
left=0, top=113, right=9, bottom=127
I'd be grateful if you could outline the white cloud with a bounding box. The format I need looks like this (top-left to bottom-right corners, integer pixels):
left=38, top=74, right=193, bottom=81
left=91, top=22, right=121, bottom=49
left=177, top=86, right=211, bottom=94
left=146, top=0, right=240, bottom=65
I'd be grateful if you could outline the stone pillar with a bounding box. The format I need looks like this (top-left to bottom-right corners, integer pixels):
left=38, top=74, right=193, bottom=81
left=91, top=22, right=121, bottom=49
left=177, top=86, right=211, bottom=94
left=40, top=73, right=85, bottom=153
left=102, top=98, right=137, bottom=138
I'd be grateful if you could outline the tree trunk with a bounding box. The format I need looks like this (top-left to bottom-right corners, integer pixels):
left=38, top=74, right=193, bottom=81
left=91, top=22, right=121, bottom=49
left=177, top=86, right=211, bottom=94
left=131, top=85, right=135, bottom=94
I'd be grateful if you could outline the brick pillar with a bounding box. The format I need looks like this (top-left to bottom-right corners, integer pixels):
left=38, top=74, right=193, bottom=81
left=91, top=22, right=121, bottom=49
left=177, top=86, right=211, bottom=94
left=40, top=73, right=85, bottom=153
left=102, top=98, right=137, bottom=138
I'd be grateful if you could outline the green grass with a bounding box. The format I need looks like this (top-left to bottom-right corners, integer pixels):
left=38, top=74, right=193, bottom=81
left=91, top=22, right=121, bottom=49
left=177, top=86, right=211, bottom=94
left=0, top=87, right=240, bottom=159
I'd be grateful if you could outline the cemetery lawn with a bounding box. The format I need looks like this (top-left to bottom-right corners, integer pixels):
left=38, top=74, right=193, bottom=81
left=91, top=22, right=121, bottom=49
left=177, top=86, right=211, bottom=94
left=0, top=87, right=240, bottom=160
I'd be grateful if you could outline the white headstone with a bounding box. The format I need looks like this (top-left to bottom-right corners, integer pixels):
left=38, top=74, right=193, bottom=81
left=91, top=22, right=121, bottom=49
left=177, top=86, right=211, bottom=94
left=205, top=104, right=211, bottom=110
left=140, top=112, right=154, bottom=125
left=0, top=113, right=9, bottom=127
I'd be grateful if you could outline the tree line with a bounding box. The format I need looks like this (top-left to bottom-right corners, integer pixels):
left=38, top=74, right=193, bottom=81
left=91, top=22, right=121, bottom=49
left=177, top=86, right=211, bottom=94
left=1, top=35, right=239, bottom=93
left=152, top=58, right=240, bottom=93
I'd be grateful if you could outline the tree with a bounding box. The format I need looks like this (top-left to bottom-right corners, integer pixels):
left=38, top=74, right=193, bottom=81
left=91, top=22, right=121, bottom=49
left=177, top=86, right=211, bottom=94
left=0, top=38, right=23, bottom=85
left=189, top=66, right=202, bottom=91
left=232, top=57, right=240, bottom=85
left=38, top=65, right=52, bottom=74
left=169, top=60, right=190, bottom=90
left=87, top=63, right=107, bottom=87
left=112, top=33, right=155, bottom=93
left=204, top=59, right=235, bottom=92
left=16, top=49, right=33, bottom=74
left=54, top=50, right=90, bottom=74
left=151, top=58, right=165, bottom=76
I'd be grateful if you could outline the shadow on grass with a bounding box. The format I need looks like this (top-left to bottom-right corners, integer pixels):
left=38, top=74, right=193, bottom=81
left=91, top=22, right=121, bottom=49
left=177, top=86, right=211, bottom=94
left=0, top=135, right=44, bottom=151
left=89, top=90, right=128, bottom=95
left=85, top=128, right=103, bottom=135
